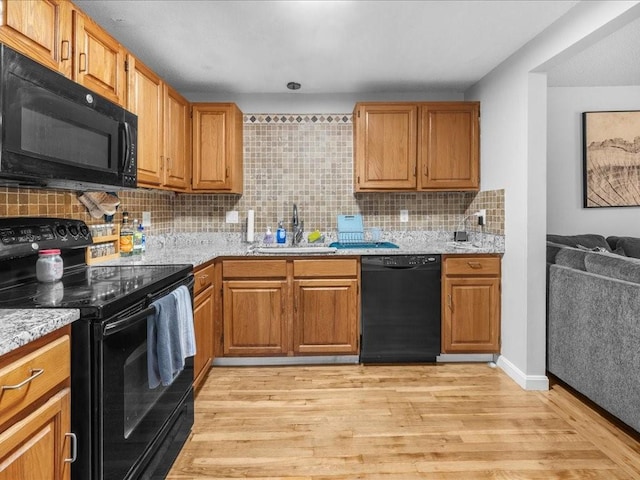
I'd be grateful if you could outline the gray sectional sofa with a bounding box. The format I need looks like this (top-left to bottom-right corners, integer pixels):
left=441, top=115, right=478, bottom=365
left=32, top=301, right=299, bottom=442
left=547, top=234, right=640, bottom=433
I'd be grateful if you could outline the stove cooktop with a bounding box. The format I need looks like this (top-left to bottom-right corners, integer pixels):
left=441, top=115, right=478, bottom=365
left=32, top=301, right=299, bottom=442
left=0, top=263, right=192, bottom=314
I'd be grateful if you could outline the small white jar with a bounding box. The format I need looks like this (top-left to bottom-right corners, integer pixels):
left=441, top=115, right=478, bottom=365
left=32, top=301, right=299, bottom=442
left=36, top=249, right=63, bottom=282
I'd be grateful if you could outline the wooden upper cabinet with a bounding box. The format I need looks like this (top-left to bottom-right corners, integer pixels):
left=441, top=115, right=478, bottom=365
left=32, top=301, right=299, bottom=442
left=191, top=103, right=244, bottom=193
left=72, top=8, right=125, bottom=105
left=127, top=55, right=190, bottom=191
left=354, top=103, right=417, bottom=191
left=0, top=0, right=73, bottom=77
left=163, top=84, right=190, bottom=190
left=419, top=102, right=479, bottom=191
left=353, top=101, right=480, bottom=192
left=127, top=56, right=163, bottom=187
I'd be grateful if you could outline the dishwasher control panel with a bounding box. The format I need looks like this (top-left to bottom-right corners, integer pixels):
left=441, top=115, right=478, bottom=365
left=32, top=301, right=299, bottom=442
left=362, top=255, right=441, bottom=268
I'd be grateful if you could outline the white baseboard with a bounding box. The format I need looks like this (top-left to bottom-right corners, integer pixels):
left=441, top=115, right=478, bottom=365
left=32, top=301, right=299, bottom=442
left=436, top=353, right=496, bottom=363
left=497, top=355, right=549, bottom=391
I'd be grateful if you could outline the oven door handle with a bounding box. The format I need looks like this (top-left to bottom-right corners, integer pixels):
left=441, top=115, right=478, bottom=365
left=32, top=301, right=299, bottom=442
left=103, top=305, right=156, bottom=337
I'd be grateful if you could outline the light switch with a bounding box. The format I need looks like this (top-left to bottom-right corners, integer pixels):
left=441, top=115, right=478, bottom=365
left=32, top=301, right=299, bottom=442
left=400, top=210, right=409, bottom=222
left=142, top=211, right=151, bottom=227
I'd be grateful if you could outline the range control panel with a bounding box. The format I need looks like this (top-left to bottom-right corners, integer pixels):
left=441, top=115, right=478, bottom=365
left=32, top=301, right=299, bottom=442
left=0, top=218, right=92, bottom=260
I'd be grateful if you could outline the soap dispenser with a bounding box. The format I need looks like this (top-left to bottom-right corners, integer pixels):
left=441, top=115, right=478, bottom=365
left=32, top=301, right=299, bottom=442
left=264, top=226, right=274, bottom=244
left=276, top=221, right=286, bottom=244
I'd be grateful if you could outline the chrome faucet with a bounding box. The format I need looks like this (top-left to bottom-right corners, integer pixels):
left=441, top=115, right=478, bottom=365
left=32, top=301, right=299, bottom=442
left=292, top=204, right=304, bottom=245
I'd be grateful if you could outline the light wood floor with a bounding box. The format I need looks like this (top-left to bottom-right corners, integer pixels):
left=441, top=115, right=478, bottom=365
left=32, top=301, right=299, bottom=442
left=167, top=363, right=640, bottom=479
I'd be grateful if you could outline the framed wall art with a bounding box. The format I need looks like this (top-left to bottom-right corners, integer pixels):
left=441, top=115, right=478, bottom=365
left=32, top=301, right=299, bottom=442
left=583, top=110, right=640, bottom=208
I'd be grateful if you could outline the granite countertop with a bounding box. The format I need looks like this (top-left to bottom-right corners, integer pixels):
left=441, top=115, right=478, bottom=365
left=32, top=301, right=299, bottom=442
left=105, top=230, right=505, bottom=267
left=0, top=309, right=79, bottom=357
left=0, top=230, right=504, bottom=358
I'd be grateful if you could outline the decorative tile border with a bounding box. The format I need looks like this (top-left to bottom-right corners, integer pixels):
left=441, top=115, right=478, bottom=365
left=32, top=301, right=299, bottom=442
left=244, top=114, right=352, bottom=124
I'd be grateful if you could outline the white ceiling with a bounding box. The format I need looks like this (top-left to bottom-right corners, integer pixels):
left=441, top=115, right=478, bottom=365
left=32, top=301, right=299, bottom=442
left=74, top=0, right=584, bottom=97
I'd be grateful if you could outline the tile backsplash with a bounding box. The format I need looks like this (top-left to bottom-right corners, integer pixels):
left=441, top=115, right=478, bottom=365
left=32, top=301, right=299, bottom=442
left=0, top=113, right=504, bottom=237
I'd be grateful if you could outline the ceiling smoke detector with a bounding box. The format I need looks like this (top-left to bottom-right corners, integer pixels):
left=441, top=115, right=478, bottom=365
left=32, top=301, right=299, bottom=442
left=286, top=82, right=301, bottom=90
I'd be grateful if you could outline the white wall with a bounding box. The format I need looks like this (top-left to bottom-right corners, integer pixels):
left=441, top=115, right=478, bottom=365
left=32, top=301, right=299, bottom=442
left=465, top=0, right=640, bottom=390
left=547, top=86, right=640, bottom=236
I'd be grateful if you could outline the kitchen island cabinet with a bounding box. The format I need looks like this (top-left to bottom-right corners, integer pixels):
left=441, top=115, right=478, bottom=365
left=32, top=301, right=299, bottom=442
left=354, top=101, right=480, bottom=192
left=191, top=103, right=243, bottom=194
left=219, top=258, right=359, bottom=357
left=0, top=326, right=73, bottom=480
left=441, top=255, right=501, bottom=353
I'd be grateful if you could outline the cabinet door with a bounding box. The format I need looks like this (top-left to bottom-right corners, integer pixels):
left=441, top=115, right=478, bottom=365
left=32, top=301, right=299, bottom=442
left=442, top=276, right=499, bottom=353
left=163, top=85, right=190, bottom=190
left=73, top=9, right=125, bottom=105
left=223, top=280, right=287, bottom=356
left=419, top=102, right=479, bottom=191
left=127, top=56, right=163, bottom=187
left=293, top=279, right=358, bottom=354
left=0, top=0, right=72, bottom=77
left=0, top=388, right=72, bottom=480
left=193, top=285, right=213, bottom=390
left=191, top=103, right=243, bottom=193
left=354, top=103, right=417, bottom=191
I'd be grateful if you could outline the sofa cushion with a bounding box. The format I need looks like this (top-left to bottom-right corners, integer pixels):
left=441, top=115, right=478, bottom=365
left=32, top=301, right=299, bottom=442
left=606, top=236, right=640, bottom=259
left=546, top=234, right=612, bottom=252
left=584, top=252, right=640, bottom=284
left=554, top=248, right=588, bottom=270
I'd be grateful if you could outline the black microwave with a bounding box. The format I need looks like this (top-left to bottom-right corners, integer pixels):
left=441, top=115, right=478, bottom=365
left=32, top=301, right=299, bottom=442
left=0, top=44, right=137, bottom=191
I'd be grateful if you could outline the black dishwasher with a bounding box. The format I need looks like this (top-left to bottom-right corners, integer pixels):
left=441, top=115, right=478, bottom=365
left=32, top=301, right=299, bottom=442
left=360, top=255, right=441, bottom=363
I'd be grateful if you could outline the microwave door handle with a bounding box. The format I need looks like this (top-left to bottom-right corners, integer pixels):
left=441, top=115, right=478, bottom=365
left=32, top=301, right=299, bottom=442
left=121, top=121, right=132, bottom=170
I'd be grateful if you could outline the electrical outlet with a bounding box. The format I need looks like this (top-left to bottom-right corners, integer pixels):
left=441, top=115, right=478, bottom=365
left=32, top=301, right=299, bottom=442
left=400, top=209, right=409, bottom=223
left=142, top=211, right=151, bottom=227
left=478, top=209, right=487, bottom=226
left=226, top=210, right=239, bottom=224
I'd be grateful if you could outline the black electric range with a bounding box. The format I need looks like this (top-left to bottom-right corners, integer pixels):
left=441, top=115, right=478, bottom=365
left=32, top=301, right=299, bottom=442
left=0, top=217, right=195, bottom=480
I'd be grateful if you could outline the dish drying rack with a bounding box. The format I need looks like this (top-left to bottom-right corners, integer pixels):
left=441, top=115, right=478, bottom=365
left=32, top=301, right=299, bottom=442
left=335, top=214, right=382, bottom=245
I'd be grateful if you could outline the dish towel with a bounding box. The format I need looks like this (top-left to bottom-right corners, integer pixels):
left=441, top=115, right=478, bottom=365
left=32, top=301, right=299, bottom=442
left=171, top=285, right=196, bottom=360
left=147, top=287, right=196, bottom=388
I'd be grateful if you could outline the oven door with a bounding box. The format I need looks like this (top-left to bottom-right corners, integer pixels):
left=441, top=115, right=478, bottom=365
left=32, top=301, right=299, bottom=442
left=73, top=277, right=195, bottom=480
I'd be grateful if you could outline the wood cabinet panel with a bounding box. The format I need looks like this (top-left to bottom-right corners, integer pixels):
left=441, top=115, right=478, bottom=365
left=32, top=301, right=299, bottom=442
left=0, top=388, right=71, bottom=480
left=163, top=84, right=190, bottom=190
left=419, top=102, right=479, bottom=190
left=0, top=335, right=70, bottom=428
left=293, top=259, right=358, bottom=278
left=354, top=103, right=417, bottom=191
left=73, top=9, right=125, bottom=105
left=222, top=280, right=288, bottom=356
left=127, top=56, right=163, bottom=186
left=442, top=255, right=500, bottom=354
left=193, top=284, right=213, bottom=390
left=222, top=260, right=287, bottom=279
left=293, top=279, right=358, bottom=354
left=191, top=103, right=243, bottom=193
left=194, top=264, right=214, bottom=297
left=354, top=101, right=479, bottom=192
left=0, top=0, right=72, bottom=76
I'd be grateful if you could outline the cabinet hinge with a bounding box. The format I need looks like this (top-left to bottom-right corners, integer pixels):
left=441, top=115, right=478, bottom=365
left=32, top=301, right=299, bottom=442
left=124, top=59, right=129, bottom=72
left=357, top=110, right=361, bottom=118
left=357, top=175, right=360, bottom=184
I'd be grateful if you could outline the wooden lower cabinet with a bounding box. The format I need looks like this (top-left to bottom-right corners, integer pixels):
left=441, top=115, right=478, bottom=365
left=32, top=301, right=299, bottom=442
left=193, top=264, right=214, bottom=391
left=220, top=258, right=359, bottom=357
left=0, top=327, right=73, bottom=480
left=441, top=255, right=501, bottom=353
left=223, top=279, right=288, bottom=356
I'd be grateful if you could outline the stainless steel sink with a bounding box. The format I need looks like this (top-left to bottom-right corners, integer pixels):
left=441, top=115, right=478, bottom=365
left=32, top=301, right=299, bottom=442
left=253, top=245, right=337, bottom=254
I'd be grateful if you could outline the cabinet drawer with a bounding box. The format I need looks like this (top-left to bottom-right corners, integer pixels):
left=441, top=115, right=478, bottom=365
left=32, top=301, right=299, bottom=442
left=194, top=264, right=214, bottom=296
left=0, top=335, right=70, bottom=428
left=223, top=260, right=287, bottom=279
left=444, top=256, right=500, bottom=276
left=293, top=259, right=358, bottom=278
